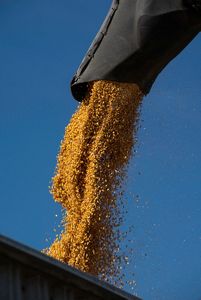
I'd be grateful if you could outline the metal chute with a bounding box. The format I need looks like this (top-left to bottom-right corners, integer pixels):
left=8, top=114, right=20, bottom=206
left=71, top=0, right=201, bottom=101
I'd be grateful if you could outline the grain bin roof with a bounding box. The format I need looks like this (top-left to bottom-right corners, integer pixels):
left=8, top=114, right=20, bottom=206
left=0, top=235, right=142, bottom=300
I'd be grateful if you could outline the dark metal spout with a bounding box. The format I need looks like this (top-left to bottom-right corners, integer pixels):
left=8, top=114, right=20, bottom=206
left=71, top=0, right=201, bottom=102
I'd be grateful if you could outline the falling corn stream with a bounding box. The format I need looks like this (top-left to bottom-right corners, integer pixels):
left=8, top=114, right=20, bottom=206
left=46, top=80, right=143, bottom=286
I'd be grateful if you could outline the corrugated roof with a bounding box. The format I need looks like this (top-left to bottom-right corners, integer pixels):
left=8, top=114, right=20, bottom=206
left=0, top=235, right=142, bottom=300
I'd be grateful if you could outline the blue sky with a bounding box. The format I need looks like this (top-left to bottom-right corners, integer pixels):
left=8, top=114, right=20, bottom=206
left=0, top=1, right=201, bottom=299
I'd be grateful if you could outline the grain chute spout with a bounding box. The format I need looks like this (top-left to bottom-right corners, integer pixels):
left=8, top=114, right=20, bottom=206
left=71, top=0, right=201, bottom=102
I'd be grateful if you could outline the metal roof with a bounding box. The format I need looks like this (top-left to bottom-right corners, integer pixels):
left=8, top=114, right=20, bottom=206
left=0, top=235, right=142, bottom=300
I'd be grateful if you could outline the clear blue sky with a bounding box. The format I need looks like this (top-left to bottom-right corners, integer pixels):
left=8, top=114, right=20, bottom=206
left=0, top=1, right=201, bottom=299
